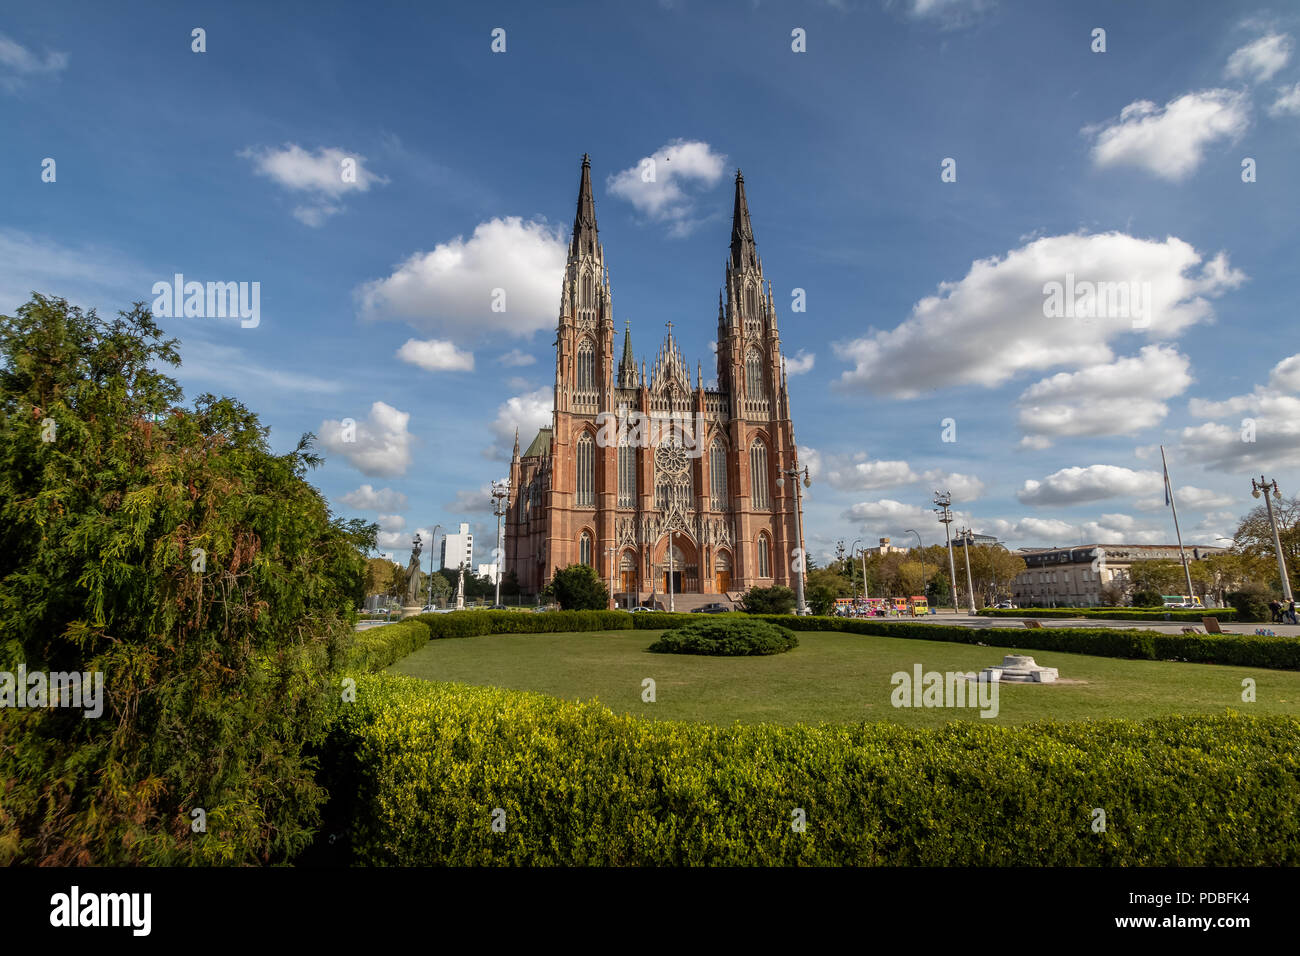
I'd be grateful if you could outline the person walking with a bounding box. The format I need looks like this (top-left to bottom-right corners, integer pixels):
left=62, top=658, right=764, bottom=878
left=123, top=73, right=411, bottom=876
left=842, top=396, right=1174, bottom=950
left=1288, top=600, right=1298, bottom=626
left=1269, top=599, right=1282, bottom=623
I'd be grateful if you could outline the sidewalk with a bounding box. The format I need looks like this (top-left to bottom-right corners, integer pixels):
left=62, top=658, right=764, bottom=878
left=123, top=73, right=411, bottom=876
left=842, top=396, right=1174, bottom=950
left=932, top=609, right=1300, bottom=637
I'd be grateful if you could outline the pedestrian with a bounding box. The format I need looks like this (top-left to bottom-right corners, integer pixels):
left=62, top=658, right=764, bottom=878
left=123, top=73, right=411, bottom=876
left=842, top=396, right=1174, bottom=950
left=1288, top=600, right=1298, bottom=625
left=1269, top=599, right=1282, bottom=623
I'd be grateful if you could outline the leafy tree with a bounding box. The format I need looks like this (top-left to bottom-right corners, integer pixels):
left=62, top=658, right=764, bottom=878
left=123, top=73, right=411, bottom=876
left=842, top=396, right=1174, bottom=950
left=0, top=294, right=363, bottom=864
left=1125, top=560, right=1187, bottom=597
left=1131, top=589, right=1163, bottom=608
left=738, top=585, right=796, bottom=615
left=1232, top=496, right=1300, bottom=595
left=427, top=571, right=451, bottom=606
left=544, top=563, right=609, bottom=610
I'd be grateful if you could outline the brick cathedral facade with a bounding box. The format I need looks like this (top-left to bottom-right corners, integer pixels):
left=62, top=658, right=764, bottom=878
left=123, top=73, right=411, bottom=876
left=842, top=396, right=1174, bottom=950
left=506, top=155, right=804, bottom=605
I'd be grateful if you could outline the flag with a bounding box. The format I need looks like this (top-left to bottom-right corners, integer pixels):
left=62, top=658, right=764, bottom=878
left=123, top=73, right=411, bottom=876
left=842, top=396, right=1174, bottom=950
left=1164, top=463, right=1171, bottom=507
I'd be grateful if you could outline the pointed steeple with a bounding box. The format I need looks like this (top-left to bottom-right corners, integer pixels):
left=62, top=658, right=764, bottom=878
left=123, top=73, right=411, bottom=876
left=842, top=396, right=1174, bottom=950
left=512, top=427, right=520, bottom=460
left=618, top=320, right=637, bottom=388
left=570, top=153, right=599, bottom=259
left=729, top=169, right=758, bottom=272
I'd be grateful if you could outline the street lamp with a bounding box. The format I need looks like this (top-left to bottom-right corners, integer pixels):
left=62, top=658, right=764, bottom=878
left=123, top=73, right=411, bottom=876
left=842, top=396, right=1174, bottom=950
left=933, top=492, right=960, bottom=614
left=1252, top=476, right=1293, bottom=602
left=957, top=527, right=977, bottom=614
left=490, top=479, right=510, bottom=607
left=903, top=529, right=925, bottom=607
left=427, top=524, right=443, bottom=608
left=849, top=538, right=862, bottom=602
left=776, top=460, right=812, bottom=615
left=606, top=545, right=618, bottom=611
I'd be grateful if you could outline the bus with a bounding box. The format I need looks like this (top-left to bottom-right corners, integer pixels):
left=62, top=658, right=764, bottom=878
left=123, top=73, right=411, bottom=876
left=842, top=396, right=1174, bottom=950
left=909, top=596, right=930, bottom=616
left=1160, top=594, right=1204, bottom=609
left=891, top=597, right=909, bottom=616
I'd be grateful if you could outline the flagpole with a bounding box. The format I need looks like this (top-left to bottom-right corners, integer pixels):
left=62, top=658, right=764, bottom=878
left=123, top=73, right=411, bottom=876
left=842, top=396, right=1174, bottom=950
left=1161, top=445, right=1196, bottom=601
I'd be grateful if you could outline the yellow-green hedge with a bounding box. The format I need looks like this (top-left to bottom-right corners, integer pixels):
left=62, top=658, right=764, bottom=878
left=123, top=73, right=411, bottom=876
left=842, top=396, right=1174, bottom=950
left=321, top=673, right=1300, bottom=865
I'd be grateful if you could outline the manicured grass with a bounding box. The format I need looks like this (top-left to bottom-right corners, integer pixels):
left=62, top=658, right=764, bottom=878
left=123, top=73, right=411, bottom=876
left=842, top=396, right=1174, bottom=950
left=388, top=628, right=1300, bottom=727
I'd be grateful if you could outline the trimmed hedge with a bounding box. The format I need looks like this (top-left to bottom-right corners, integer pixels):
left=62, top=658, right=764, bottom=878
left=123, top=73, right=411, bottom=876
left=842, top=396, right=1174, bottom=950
left=323, top=673, right=1300, bottom=865
left=648, top=618, right=798, bottom=656
left=752, top=614, right=1300, bottom=671
left=979, top=607, right=1237, bottom=622
left=341, top=609, right=1300, bottom=674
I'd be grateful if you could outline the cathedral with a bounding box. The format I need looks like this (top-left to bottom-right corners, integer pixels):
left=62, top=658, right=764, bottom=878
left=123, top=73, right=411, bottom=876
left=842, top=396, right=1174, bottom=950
left=506, top=155, right=804, bottom=607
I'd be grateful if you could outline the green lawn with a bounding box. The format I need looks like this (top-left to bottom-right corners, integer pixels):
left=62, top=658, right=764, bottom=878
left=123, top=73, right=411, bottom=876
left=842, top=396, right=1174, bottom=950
left=388, top=628, right=1300, bottom=727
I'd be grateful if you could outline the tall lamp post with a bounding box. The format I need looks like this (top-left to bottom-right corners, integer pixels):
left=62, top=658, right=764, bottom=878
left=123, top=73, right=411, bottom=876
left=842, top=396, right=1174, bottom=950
left=606, top=545, right=618, bottom=611
left=776, top=461, right=812, bottom=615
left=933, top=492, right=960, bottom=613
left=427, top=524, right=443, bottom=609
left=490, top=479, right=510, bottom=607
left=849, top=538, right=862, bottom=602
left=1252, top=477, right=1294, bottom=603
left=904, top=529, right=925, bottom=606
left=957, top=527, right=977, bottom=614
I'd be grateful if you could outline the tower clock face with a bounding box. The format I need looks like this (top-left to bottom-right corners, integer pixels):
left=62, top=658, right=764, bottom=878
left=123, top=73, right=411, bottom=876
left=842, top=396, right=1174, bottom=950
left=654, top=442, right=689, bottom=477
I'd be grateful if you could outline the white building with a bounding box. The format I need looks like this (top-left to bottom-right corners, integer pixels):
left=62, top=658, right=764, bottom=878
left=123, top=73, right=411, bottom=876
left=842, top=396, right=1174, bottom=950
left=477, top=562, right=501, bottom=583
left=862, top=536, right=911, bottom=556
left=440, top=522, right=474, bottom=571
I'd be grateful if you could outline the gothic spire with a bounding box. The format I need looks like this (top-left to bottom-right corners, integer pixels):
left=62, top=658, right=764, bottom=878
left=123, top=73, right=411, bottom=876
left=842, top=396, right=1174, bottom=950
left=729, top=169, right=758, bottom=273
left=570, top=153, right=599, bottom=259
left=618, top=320, right=637, bottom=387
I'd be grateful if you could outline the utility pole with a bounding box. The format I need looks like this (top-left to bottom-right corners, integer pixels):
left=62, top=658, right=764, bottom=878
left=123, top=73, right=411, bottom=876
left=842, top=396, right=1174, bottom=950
left=1253, top=476, right=1294, bottom=602
left=427, top=524, right=442, bottom=608
left=958, top=527, right=977, bottom=614
left=849, top=538, right=862, bottom=602
left=606, top=545, right=617, bottom=611
left=933, top=492, right=960, bottom=613
left=490, top=479, right=510, bottom=607
left=778, top=460, right=812, bottom=615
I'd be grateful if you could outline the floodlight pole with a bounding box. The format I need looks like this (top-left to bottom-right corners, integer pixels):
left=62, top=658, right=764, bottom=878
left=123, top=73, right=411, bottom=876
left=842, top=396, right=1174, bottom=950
left=934, top=492, right=960, bottom=613
left=1253, top=476, right=1294, bottom=602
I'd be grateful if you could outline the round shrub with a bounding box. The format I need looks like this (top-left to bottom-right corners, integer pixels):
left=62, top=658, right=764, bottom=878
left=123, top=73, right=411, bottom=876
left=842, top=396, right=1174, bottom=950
left=647, top=618, right=798, bottom=656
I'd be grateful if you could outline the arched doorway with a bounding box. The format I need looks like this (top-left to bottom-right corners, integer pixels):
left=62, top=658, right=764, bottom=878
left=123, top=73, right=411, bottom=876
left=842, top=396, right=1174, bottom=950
left=714, top=549, right=732, bottom=594
left=654, top=532, right=699, bottom=594
left=619, top=550, right=637, bottom=596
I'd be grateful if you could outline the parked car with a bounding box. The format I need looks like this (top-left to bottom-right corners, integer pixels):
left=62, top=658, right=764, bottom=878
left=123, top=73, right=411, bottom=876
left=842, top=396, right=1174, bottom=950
left=691, top=603, right=731, bottom=614
left=994, top=601, right=1018, bottom=609
left=630, top=605, right=661, bottom=613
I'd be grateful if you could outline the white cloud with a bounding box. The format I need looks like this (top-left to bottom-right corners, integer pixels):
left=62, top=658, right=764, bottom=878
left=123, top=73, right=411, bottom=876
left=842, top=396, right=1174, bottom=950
left=834, top=232, right=1244, bottom=398
left=1182, top=352, right=1300, bottom=470
left=926, top=471, right=986, bottom=501
left=1016, top=345, right=1192, bottom=446
left=177, top=340, right=344, bottom=395
left=0, top=228, right=153, bottom=314
left=319, top=401, right=414, bottom=477
left=376, top=513, right=405, bottom=533
left=1085, top=90, right=1249, bottom=181
left=890, top=0, right=996, bottom=29
left=784, top=350, right=815, bottom=375
left=396, top=337, right=475, bottom=372
left=1017, top=465, right=1162, bottom=507
left=0, top=32, right=68, bottom=91
left=486, top=387, right=553, bottom=461
left=498, top=348, right=536, bottom=367
left=606, top=140, right=727, bottom=236
left=1225, top=33, right=1293, bottom=84
left=443, top=484, right=502, bottom=516
left=1269, top=82, right=1300, bottom=117
left=240, top=144, right=387, bottom=227
left=357, top=217, right=566, bottom=339
left=339, top=484, right=408, bottom=511
left=1135, top=486, right=1234, bottom=511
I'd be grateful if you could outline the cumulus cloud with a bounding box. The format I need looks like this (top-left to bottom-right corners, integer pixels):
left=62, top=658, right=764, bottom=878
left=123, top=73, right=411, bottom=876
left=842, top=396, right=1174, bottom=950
left=443, top=484, right=503, bottom=516
left=1225, top=33, right=1293, bottom=84
left=1135, top=485, right=1234, bottom=511
left=486, top=386, right=553, bottom=461
left=376, top=513, right=405, bottom=532
left=1085, top=90, right=1249, bottom=181
left=357, top=217, right=567, bottom=339
left=1181, top=351, right=1300, bottom=470
left=240, top=144, right=387, bottom=226
left=1016, top=345, right=1193, bottom=446
left=834, top=232, right=1244, bottom=398
left=606, top=140, right=727, bottom=236
left=888, top=0, right=996, bottom=30
left=498, top=348, right=536, bottom=367
left=339, top=484, right=408, bottom=511
left=813, top=450, right=985, bottom=500
left=0, top=32, right=68, bottom=92
left=784, top=350, right=815, bottom=375
left=396, top=337, right=475, bottom=372
left=319, top=401, right=414, bottom=477
left=1017, top=465, right=1163, bottom=507
left=1268, top=82, right=1300, bottom=117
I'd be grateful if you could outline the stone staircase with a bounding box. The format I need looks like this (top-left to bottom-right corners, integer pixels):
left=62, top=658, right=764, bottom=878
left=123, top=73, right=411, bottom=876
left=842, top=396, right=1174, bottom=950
left=637, top=591, right=738, bottom=613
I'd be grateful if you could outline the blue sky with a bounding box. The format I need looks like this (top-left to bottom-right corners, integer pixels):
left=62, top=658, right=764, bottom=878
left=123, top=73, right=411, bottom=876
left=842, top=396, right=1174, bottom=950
left=3, top=0, right=1298, bottom=567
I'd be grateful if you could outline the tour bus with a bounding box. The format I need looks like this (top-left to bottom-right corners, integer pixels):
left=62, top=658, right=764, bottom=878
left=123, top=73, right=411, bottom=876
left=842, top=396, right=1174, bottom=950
left=865, top=598, right=887, bottom=616
left=1161, top=594, right=1204, bottom=609
left=891, top=597, right=909, bottom=616
left=909, top=595, right=930, bottom=616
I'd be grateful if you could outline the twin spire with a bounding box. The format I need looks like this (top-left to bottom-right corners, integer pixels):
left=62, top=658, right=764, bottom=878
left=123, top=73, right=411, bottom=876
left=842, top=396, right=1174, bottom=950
left=570, top=153, right=599, bottom=260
